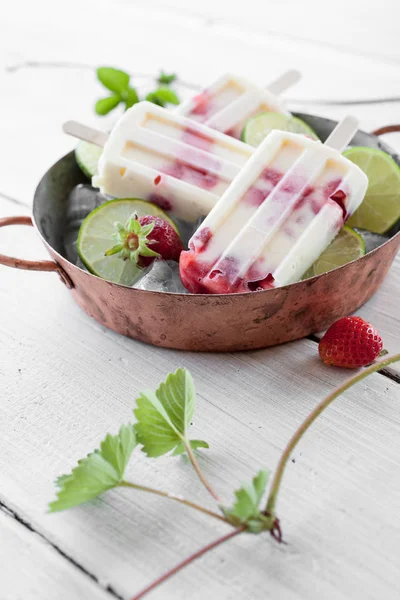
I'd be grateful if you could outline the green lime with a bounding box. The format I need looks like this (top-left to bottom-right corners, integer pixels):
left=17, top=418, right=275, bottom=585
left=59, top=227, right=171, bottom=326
left=344, top=147, right=400, bottom=234
left=77, top=198, right=178, bottom=285
left=241, top=112, right=319, bottom=147
left=303, top=226, right=366, bottom=279
left=75, top=141, right=103, bottom=178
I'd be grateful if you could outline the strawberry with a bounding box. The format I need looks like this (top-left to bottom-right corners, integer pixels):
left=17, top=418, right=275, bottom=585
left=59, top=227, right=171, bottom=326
left=137, top=215, right=183, bottom=267
left=319, top=316, right=384, bottom=369
left=106, top=214, right=183, bottom=268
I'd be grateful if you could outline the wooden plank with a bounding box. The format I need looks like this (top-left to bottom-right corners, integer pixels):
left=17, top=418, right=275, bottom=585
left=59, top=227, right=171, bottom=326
left=1, top=1, right=400, bottom=206
left=1, top=4, right=399, bottom=597
left=0, top=508, right=113, bottom=600
left=115, top=0, right=400, bottom=64
left=0, top=195, right=399, bottom=598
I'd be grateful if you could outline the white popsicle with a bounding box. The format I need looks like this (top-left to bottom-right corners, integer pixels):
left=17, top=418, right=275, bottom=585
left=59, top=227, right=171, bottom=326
left=91, top=101, right=253, bottom=222
left=176, top=70, right=301, bottom=138
left=180, top=116, right=368, bottom=294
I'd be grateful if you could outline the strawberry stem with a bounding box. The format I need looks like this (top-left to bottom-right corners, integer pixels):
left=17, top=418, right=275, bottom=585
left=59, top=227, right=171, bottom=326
left=265, top=353, right=400, bottom=517
left=185, top=439, right=221, bottom=503
left=120, top=481, right=227, bottom=522
left=131, top=525, right=247, bottom=600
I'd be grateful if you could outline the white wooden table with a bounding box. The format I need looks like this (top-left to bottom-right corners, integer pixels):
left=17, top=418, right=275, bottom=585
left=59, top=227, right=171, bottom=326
left=1, top=2, right=399, bottom=599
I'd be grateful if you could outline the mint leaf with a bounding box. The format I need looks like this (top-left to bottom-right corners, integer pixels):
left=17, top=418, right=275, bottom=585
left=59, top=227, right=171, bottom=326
left=134, top=368, right=198, bottom=457
left=49, top=424, right=136, bottom=512
left=146, top=87, right=180, bottom=107
left=222, top=470, right=269, bottom=527
left=124, top=87, right=139, bottom=110
left=95, top=95, right=121, bottom=116
left=158, top=71, right=177, bottom=85
left=97, top=67, right=130, bottom=93
left=172, top=439, right=209, bottom=456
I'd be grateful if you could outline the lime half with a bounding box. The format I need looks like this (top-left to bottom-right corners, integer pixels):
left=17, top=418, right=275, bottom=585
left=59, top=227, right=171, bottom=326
left=241, top=112, right=319, bottom=147
left=77, top=198, right=178, bottom=285
left=75, top=141, right=103, bottom=178
left=344, top=147, right=400, bottom=234
left=303, top=226, right=366, bottom=279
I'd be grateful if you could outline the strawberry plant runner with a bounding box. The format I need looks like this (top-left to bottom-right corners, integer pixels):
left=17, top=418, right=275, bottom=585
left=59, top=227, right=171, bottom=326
left=49, top=354, right=400, bottom=599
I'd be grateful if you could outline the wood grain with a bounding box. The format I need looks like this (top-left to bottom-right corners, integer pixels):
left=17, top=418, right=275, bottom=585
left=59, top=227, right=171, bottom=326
left=0, top=193, right=399, bottom=598
left=0, top=508, right=113, bottom=600
left=0, top=2, right=399, bottom=598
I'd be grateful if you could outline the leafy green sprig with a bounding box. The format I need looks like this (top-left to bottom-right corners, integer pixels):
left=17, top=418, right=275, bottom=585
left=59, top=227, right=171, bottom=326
left=49, top=355, right=400, bottom=599
left=95, top=67, right=179, bottom=116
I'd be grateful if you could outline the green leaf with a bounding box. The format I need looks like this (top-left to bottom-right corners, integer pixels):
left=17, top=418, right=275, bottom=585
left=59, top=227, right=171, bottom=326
left=95, top=95, right=121, bottom=116
left=124, top=87, right=140, bottom=110
left=97, top=67, right=130, bottom=93
left=158, top=71, right=177, bottom=85
left=99, top=424, right=137, bottom=478
left=49, top=424, right=136, bottom=512
left=172, top=439, right=209, bottom=456
left=222, top=470, right=269, bottom=525
left=134, top=368, right=196, bottom=457
left=145, top=91, right=163, bottom=106
left=146, top=87, right=180, bottom=107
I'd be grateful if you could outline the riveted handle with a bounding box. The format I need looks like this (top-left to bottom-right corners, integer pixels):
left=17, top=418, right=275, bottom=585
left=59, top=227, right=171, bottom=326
left=0, top=216, right=73, bottom=288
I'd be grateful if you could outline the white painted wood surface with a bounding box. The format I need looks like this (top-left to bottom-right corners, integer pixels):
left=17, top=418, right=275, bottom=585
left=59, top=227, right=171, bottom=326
left=0, top=508, right=111, bottom=600
left=0, top=1, right=399, bottom=599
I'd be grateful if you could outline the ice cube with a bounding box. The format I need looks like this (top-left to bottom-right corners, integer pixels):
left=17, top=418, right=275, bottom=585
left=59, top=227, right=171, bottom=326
left=63, top=184, right=110, bottom=264
left=134, top=260, right=188, bottom=293
left=357, top=229, right=389, bottom=253
left=175, top=216, right=205, bottom=248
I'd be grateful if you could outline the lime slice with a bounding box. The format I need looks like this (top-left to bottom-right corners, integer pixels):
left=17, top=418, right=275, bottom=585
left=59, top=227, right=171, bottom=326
left=241, top=112, right=319, bottom=147
left=344, top=147, right=400, bottom=234
left=77, top=198, right=179, bottom=285
left=75, top=141, right=103, bottom=178
left=303, top=226, right=366, bottom=279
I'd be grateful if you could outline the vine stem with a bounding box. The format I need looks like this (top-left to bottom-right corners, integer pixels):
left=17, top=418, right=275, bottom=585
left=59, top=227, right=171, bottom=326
left=131, top=525, right=247, bottom=600
left=266, top=353, right=400, bottom=516
left=120, top=481, right=228, bottom=523
left=185, top=440, right=221, bottom=502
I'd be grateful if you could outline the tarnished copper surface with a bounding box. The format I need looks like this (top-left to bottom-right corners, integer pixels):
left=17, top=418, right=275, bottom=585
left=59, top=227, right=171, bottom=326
left=1, top=117, right=399, bottom=351
left=40, top=234, right=399, bottom=351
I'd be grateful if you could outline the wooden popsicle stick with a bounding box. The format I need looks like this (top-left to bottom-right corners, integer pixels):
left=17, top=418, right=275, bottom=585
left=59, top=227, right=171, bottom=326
left=63, top=121, right=108, bottom=147
left=324, top=115, right=358, bottom=152
left=266, top=69, right=302, bottom=95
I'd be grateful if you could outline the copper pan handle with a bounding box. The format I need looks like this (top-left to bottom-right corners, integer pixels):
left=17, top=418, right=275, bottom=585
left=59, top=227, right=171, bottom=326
left=371, top=124, right=400, bottom=136
left=0, top=216, right=73, bottom=289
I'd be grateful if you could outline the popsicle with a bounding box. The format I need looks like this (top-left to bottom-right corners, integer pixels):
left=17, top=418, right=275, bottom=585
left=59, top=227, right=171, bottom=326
left=176, top=70, right=301, bottom=138
left=69, top=102, right=253, bottom=222
left=179, top=116, right=368, bottom=294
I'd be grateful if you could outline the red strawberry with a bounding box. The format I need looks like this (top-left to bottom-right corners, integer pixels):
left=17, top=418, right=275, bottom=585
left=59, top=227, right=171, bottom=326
left=137, top=216, right=183, bottom=267
left=105, top=214, right=183, bottom=268
left=319, top=316, right=384, bottom=369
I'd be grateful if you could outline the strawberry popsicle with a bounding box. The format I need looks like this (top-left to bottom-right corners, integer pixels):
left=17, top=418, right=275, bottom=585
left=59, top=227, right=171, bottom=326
left=176, top=70, right=301, bottom=138
left=180, top=116, right=368, bottom=294
left=90, top=101, right=253, bottom=222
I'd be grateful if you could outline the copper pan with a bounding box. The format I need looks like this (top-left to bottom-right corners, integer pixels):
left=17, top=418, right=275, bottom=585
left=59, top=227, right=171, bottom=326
left=1, top=116, right=399, bottom=351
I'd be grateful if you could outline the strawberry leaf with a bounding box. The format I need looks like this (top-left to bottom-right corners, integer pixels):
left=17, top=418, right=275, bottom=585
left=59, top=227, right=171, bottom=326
left=49, top=424, right=136, bottom=512
left=222, top=470, right=269, bottom=528
left=134, top=368, right=203, bottom=457
left=172, top=439, right=209, bottom=456
left=99, top=424, right=137, bottom=478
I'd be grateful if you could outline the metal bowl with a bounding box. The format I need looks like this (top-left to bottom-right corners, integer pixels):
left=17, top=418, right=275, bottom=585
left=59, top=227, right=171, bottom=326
left=1, top=114, right=399, bottom=351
